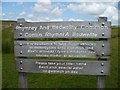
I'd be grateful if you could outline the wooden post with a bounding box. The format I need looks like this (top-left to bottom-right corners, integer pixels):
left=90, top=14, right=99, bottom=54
left=17, top=18, right=28, bottom=89
left=19, top=72, right=28, bottom=89
left=97, top=17, right=109, bottom=90
left=97, top=38, right=108, bottom=90
left=97, top=75, right=106, bottom=89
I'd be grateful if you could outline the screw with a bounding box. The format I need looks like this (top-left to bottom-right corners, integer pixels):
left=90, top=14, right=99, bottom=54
left=20, top=67, right=23, bottom=70
left=38, top=62, right=41, bottom=65
left=102, top=52, right=104, bottom=56
left=19, top=24, right=22, bottom=27
left=102, top=44, right=104, bottom=47
left=101, top=63, right=104, bottom=66
left=20, top=33, right=22, bottom=36
left=20, top=43, right=22, bottom=46
left=102, top=33, right=104, bottom=36
left=102, top=22, right=105, bottom=26
left=20, top=61, right=23, bottom=64
left=20, top=51, right=22, bottom=54
left=101, top=70, right=104, bottom=73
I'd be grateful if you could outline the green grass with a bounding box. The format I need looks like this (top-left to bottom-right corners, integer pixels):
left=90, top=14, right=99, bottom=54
left=2, top=21, right=119, bottom=88
left=2, top=25, right=14, bottom=53
left=2, top=54, right=19, bottom=88
left=0, top=53, right=2, bottom=89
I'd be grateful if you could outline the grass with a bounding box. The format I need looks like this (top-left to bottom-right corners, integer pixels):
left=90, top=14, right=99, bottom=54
left=2, top=22, right=119, bottom=88
left=2, top=54, right=19, bottom=88
left=2, top=25, right=14, bottom=53
left=0, top=53, right=1, bottom=89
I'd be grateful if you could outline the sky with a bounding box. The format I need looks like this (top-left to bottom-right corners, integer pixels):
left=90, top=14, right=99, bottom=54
left=1, top=0, right=120, bottom=25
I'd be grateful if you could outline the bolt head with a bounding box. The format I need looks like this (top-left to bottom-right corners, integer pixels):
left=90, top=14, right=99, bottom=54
left=19, top=24, right=22, bottom=27
left=20, top=67, right=23, bottom=70
left=101, top=70, right=104, bottom=73
left=101, top=63, right=104, bottom=66
left=20, top=43, right=22, bottom=46
left=102, top=33, right=104, bottom=36
left=20, top=51, right=22, bottom=54
left=20, top=33, right=22, bottom=36
left=20, top=61, right=23, bottom=64
left=102, top=44, right=104, bottom=47
left=102, top=22, right=105, bottom=26
left=102, top=52, right=104, bottom=56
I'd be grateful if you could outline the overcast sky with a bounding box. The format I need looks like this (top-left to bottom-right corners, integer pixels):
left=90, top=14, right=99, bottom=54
left=1, top=0, right=120, bottom=25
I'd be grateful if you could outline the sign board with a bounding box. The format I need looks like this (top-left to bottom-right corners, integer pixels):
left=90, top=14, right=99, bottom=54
left=14, top=17, right=111, bottom=88
left=14, top=22, right=111, bottom=39
left=16, top=59, right=110, bottom=75
left=14, top=41, right=110, bottom=58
